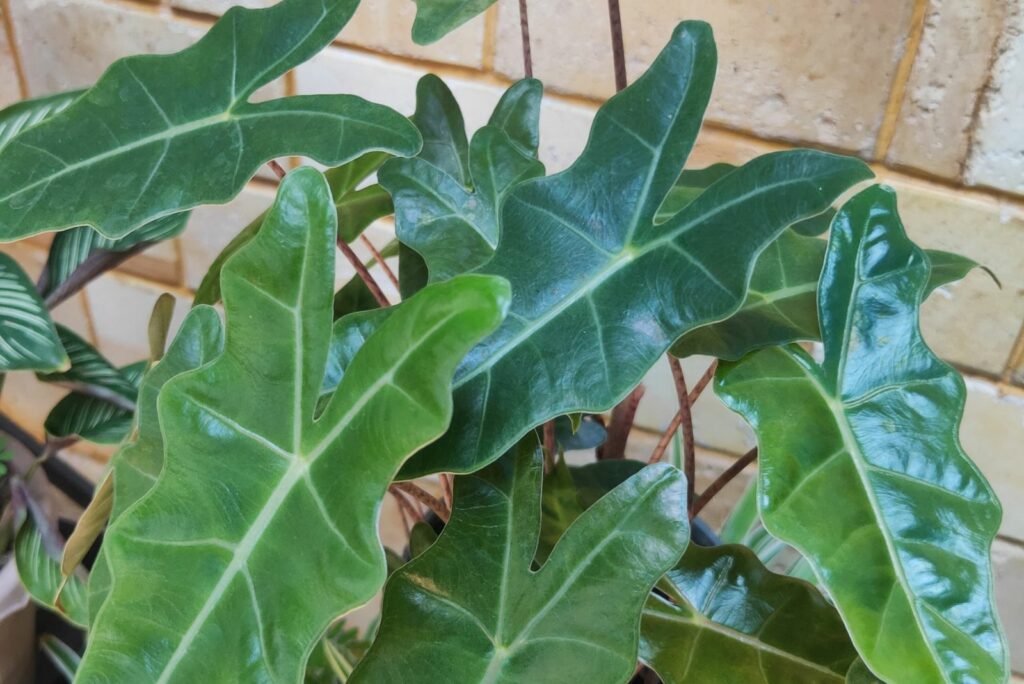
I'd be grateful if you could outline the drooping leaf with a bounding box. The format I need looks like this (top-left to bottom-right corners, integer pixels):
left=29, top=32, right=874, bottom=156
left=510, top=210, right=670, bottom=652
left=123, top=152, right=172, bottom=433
left=40, top=634, right=81, bottom=683
left=193, top=152, right=392, bottom=307
left=569, top=459, right=645, bottom=510
left=0, top=252, right=68, bottom=371
left=410, top=0, right=498, bottom=45
left=553, top=414, right=607, bottom=451
left=78, top=168, right=508, bottom=682
left=382, top=76, right=544, bottom=282
left=44, top=360, right=146, bottom=444
left=400, top=21, right=872, bottom=478
left=0, top=0, right=420, bottom=241
left=927, top=249, right=999, bottom=290
left=350, top=442, right=687, bottom=683
left=61, top=472, right=112, bottom=579
left=716, top=185, right=1006, bottom=683
left=639, top=544, right=864, bottom=683
left=14, top=508, right=89, bottom=627
left=0, top=89, right=83, bottom=153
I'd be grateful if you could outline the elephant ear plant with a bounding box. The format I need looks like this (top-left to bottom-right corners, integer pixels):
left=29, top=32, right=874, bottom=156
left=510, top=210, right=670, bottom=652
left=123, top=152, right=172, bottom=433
left=0, top=1, right=1007, bottom=682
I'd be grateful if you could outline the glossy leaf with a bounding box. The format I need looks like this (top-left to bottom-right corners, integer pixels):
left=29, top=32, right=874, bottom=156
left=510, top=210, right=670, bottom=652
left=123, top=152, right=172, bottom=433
left=0, top=252, right=67, bottom=371
left=411, top=0, right=498, bottom=45
left=44, top=361, right=145, bottom=444
left=14, top=510, right=89, bottom=627
left=0, top=0, right=420, bottom=241
left=640, top=544, right=863, bottom=683
left=401, top=21, right=872, bottom=478
left=716, top=185, right=1006, bottom=683
left=351, top=442, right=688, bottom=683
left=382, top=76, right=543, bottom=282
left=79, top=168, right=508, bottom=682
left=0, top=89, right=82, bottom=153
left=40, top=634, right=81, bottom=683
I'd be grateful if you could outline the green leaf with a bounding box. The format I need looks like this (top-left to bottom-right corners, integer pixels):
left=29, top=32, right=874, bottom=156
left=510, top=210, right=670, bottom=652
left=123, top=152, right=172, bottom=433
left=39, top=325, right=136, bottom=402
left=44, top=360, right=146, bottom=443
left=716, top=185, right=1006, bottom=683
left=401, top=21, right=872, bottom=478
left=410, top=0, right=497, bottom=45
left=382, top=76, right=544, bottom=282
left=0, top=0, right=420, bottom=241
left=639, top=544, right=863, bottom=683
left=79, top=168, right=508, bottom=682
left=0, top=89, right=82, bottom=153
left=718, top=479, right=758, bottom=544
left=14, top=508, right=89, bottom=627
left=40, top=634, right=81, bottom=683
left=553, top=414, right=607, bottom=451
left=0, top=252, right=68, bottom=371
left=350, top=442, right=688, bottom=683
left=193, top=152, right=391, bottom=307
left=927, top=249, right=1000, bottom=290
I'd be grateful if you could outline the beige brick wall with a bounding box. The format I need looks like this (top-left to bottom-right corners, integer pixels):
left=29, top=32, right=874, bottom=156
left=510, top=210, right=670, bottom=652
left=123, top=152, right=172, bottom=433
left=1, top=0, right=1023, bottom=671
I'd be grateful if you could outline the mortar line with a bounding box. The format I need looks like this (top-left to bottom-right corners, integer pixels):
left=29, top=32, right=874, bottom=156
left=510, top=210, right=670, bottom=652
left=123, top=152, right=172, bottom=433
left=481, top=3, right=498, bottom=72
left=872, top=0, right=930, bottom=161
left=0, top=0, right=30, bottom=99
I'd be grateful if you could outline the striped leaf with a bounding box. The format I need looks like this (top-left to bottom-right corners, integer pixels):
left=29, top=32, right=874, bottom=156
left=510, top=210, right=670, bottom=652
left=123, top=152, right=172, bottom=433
left=0, top=89, right=83, bottom=153
left=44, top=361, right=146, bottom=444
left=0, top=253, right=67, bottom=372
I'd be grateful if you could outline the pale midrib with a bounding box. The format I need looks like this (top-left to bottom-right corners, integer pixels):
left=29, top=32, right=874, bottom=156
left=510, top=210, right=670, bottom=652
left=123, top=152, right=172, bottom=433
left=151, top=309, right=460, bottom=683
left=456, top=175, right=806, bottom=389
left=642, top=608, right=844, bottom=680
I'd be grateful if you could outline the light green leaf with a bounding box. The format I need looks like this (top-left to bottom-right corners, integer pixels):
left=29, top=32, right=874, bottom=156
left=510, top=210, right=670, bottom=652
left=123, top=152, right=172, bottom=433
left=79, top=168, right=508, bottom=682
left=0, top=252, right=68, bottom=371
left=411, top=0, right=497, bottom=45
left=40, top=634, right=81, bottom=683
left=401, top=21, right=872, bottom=478
left=350, top=442, right=688, bottom=683
left=14, top=508, right=88, bottom=627
left=716, top=185, right=1006, bottom=683
left=0, top=89, right=82, bottom=153
left=382, top=76, right=544, bottom=282
left=44, top=360, right=146, bottom=444
left=640, top=544, right=863, bottom=683
left=0, top=0, right=420, bottom=241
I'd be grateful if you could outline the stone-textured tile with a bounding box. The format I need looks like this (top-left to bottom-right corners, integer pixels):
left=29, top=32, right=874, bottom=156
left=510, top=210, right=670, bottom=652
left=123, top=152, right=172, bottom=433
left=84, top=273, right=189, bottom=366
left=993, top=539, right=1024, bottom=674
left=961, top=378, right=1024, bottom=542
left=180, top=183, right=275, bottom=290
left=887, top=178, right=1024, bottom=375
left=494, top=0, right=915, bottom=155
left=887, top=0, right=1006, bottom=179
left=0, top=6, right=23, bottom=107
left=966, top=3, right=1024, bottom=196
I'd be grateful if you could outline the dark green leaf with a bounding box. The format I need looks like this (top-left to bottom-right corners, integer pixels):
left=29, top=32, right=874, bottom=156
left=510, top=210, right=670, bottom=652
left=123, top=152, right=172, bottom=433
left=44, top=360, right=146, bottom=443
left=411, top=0, right=498, bottom=44
left=350, top=442, right=688, bottom=683
left=718, top=479, right=758, bottom=544
left=401, top=22, right=872, bottom=478
left=640, top=544, right=863, bottom=683
left=408, top=521, right=438, bottom=559
left=40, top=634, right=80, bottom=683
left=0, top=0, right=420, bottom=241
left=39, top=325, right=136, bottom=402
left=78, top=168, right=508, bottom=681
left=0, top=253, right=67, bottom=371
left=553, top=414, right=606, bottom=451
left=0, top=89, right=82, bottom=153
left=398, top=241, right=429, bottom=299
left=716, top=185, right=1006, bottom=683
left=383, top=76, right=544, bottom=282
left=569, top=459, right=645, bottom=510
left=14, top=510, right=88, bottom=627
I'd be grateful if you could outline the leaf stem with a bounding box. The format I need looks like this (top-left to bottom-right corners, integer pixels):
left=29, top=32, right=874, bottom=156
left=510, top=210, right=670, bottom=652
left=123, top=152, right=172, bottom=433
left=392, top=481, right=449, bottom=523
left=440, top=473, right=453, bottom=511
left=607, top=0, right=627, bottom=92
left=647, top=360, right=717, bottom=466
left=598, top=384, right=644, bottom=460
left=336, top=237, right=391, bottom=307
left=41, top=243, right=152, bottom=310
left=518, top=0, right=533, bottom=78
left=667, top=358, right=696, bottom=514
left=51, top=381, right=136, bottom=412
left=690, top=447, right=758, bottom=518
left=267, top=160, right=287, bottom=180
left=358, top=234, right=399, bottom=290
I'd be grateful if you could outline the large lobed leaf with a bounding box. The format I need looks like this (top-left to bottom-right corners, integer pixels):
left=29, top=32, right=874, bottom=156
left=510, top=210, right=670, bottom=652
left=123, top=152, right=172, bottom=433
left=0, top=252, right=67, bottom=371
left=0, top=0, right=420, bottom=241
left=716, top=185, right=1006, bottom=683
left=381, top=75, right=544, bottom=283
left=401, top=21, right=872, bottom=478
left=351, top=442, right=688, bottom=683
left=640, top=544, right=865, bottom=683
left=78, top=168, right=508, bottom=682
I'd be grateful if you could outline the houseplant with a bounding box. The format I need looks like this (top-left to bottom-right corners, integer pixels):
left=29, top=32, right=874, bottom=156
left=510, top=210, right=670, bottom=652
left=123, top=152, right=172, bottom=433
left=0, top=0, right=1006, bottom=682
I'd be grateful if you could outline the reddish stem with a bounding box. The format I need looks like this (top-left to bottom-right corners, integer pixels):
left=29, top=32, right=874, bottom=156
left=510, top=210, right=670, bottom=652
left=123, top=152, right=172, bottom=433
left=518, top=0, right=533, bottom=78
left=647, top=360, right=718, bottom=465
left=359, top=234, right=399, bottom=290
left=691, top=447, right=758, bottom=518
left=668, top=358, right=696, bottom=514
left=607, top=0, right=627, bottom=92
left=337, top=237, right=390, bottom=307
left=268, top=160, right=287, bottom=180
left=598, top=384, right=645, bottom=460
left=393, top=481, right=449, bottom=523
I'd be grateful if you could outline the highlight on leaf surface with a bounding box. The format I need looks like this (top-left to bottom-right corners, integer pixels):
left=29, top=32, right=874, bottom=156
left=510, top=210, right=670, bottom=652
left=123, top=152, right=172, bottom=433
left=351, top=442, right=688, bottom=683
left=640, top=544, right=869, bottom=683
left=0, top=0, right=420, bottom=241
left=78, top=167, right=509, bottom=683
left=400, top=20, right=873, bottom=479
left=716, top=185, right=1007, bottom=684
left=0, top=252, right=67, bottom=372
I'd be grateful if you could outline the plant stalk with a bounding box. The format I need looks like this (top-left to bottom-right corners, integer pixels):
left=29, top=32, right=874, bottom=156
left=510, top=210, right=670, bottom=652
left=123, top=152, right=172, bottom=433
left=667, top=358, right=696, bottom=514
left=337, top=237, right=391, bottom=307
left=647, top=360, right=717, bottom=465
left=392, top=481, right=449, bottom=523
left=607, top=0, right=627, bottom=92
left=598, top=384, right=644, bottom=460
left=691, top=447, right=758, bottom=518
left=518, top=0, right=533, bottom=78
left=358, top=234, right=399, bottom=290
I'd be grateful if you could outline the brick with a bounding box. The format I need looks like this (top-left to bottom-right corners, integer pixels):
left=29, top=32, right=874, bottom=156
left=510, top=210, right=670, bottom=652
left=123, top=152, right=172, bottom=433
left=887, top=0, right=1006, bottom=179
left=966, top=3, right=1024, bottom=196
left=993, top=539, right=1024, bottom=674
left=84, top=273, right=189, bottom=366
left=494, top=0, right=915, bottom=155
left=0, top=6, right=22, bottom=107
left=887, top=178, right=1024, bottom=375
